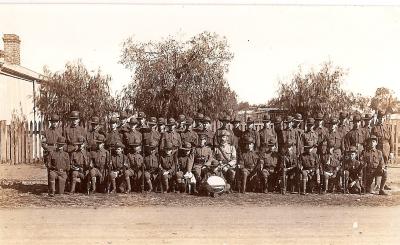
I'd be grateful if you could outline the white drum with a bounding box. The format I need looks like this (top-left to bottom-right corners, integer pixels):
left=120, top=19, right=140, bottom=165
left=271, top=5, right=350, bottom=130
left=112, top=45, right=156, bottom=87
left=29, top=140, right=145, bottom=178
left=205, top=175, right=226, bottom=194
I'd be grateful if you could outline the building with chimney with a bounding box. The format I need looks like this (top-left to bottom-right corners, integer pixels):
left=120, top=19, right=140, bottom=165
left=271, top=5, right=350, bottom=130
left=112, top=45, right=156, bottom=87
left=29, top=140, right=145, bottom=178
left=0, top=34, right=44, bottom=123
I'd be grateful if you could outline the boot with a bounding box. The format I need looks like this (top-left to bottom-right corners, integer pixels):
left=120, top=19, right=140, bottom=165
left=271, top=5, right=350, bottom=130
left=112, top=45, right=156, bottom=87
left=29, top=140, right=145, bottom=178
left=192, top=183, right=198, bottom=195
left=263, top=178, right=268, bottom=194
left=125, top=178, right=131, bottom=194
left=180, top=182, right=186, bottom=193
left=241, top=177, right=247, bottom=194
left=323, top=179, right=329, bottom=194
left=147, top=180, right=153, bottom=193
left=70, top=180, right=76, bottom=194
left=163, top=179, right=169, bottom=193
left=49, top=180, right=56, bottom=196
left=301, top=179, right=307, bottom=195
left=110, top=179, right=117, bottom=194
left=91, top=177, right=97, bottom=194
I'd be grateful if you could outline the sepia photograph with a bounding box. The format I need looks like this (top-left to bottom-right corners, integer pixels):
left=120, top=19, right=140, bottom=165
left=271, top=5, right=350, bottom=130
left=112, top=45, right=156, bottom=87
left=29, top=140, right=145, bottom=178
left=1, top=1, right=400, bottom=244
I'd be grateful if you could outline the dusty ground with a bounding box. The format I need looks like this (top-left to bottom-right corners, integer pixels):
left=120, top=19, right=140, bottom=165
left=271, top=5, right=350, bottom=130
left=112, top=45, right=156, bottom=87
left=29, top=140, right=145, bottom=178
left=1, top=164, right=400, bottom=244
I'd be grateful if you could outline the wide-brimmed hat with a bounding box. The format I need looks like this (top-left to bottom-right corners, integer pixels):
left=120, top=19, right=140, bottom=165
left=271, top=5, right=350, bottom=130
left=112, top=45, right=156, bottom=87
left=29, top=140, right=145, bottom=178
left=180, top=142, right=192, bottom=151
left=293, top=113, right=303, bottom=122
left=109, top=116, right=119, bottom=124
left=367, top=135, right=378, bottom=142
left=129, top=117, right=138, bottom=125
left=243, top=136, right=255, bottom=144
left=177, top=114, right=186, bottom=123
left=184, top=117, right=194, bottom=125
left=90, top=116, right=100, bottom=125
left=363, top=113, right=372, bottom=120
left=163, top=141, right=174, bottom=150
left=119, top=111, right=128, bottom=119
left=347, top=146, right=357, bottom=153
left=284, top=115, right=293, bottom=123
left=158, top=117, right=165, bottom=125
left=202, top=116, right=211, bottom=123
left=339, top=112, right=347, bottom=120
left=352, top=114, right=361, bottom=122
left=69, top=111, right=80, bottom=119
left=147, top=117, right=157, bottom=125
left=166, top=118, right=176, bottom=126
left=306, top=118, right=315, bottom=125
left=377, top=110, right=385, bottom=118
left=274, top=116, right=282, bottom=124
left=219, top=130, right=230, bottom=137
left=315, top=113, right=324, bottom=120
left=327, top=139, right=335, bottom=149
left=49, top=114, right=60, bottom=122
left=329, top=117, right=339, bottom=125
left=304, top=140, right=314, bottom=148
left=114, top=141, right=125, bottom=149
left=95, top=134, right=106, bottom=143
left=137, top=111, right=146, bottom=119
left=194, top=113, right=204, bottom=121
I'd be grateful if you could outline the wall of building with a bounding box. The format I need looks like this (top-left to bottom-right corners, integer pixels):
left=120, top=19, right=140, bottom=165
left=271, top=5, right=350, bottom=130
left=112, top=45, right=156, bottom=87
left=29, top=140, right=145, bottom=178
left=388, top=116, right=400, bottom=164
left=0, top=74, right=36, bottom=123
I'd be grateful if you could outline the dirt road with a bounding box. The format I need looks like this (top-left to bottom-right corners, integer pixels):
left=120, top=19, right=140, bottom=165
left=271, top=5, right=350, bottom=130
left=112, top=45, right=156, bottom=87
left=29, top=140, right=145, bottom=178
left=1, top=206, right=399, bottom=245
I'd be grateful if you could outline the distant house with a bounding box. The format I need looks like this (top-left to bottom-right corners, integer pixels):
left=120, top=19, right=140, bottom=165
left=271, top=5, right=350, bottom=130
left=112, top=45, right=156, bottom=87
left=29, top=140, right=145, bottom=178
left=0, top=34, right=44, bottom=123
left=388, top=113, right=400, bottom=164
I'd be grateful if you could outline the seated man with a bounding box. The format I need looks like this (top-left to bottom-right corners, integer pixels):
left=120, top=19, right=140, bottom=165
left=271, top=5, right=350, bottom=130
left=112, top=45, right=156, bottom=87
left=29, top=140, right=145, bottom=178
left=321, top=140, right=341, bottom=194
left=88, top=135, right=109, bottom=194
left=159, top=142, right=177, bottom=193
left=125, top=139, right=143, bottom=193
left=70, top=136, right=90, bottom=194
left=278, top=141, right=298, bottom=194
left=299, top=140, right=320, bottom=195
left=143, top=140, right=160, bottom=192
left=214, top=130, right=237, bottom=187
left=237, top=136, right=262, bottom=194
left=107, top=141, right=127, bottom=194
left=260, top=138, right=279, bottom=193
left=343, top=146, right=364, bottom=194
left=193, top=133, right=214, bottom=187
left=48, top=137, right=70, bottom=196
left=175, top=142, right=195, bottom=193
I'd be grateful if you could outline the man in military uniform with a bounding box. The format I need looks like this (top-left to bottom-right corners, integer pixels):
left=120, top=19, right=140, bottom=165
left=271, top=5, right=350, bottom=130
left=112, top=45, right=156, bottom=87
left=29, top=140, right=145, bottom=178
left=344, top=114, right=367, bottom=155
left=214, top=115, right=234, bottom=147
left=361, top=135, right=388, bottom=195
left=259, top=114, right=277, bottom=152
left=180, top=117, right=198, bottom=148
left=175, top=142, right=195, bottom=193
left=160, top=118, right=181, bottom=157
left=193, top=113, right=205, bottom=132
left=125, top=138, right=143, bottom=193
left=64, top=111, right=87, bottom=155
left=136, top=111, right=147, bottom=130
left=70, top=136, right=90, bottom=194
left=202, top=116, right=215, bottom=148
left=241, top=117, right=261, bottom=152
left=159, top=142, right=177, bottom=193
left=157, top=117, right=166, bottom=134
left=321, top=139, right=341, bottom=193
left=371, top=110, right=394, bottom=165
left=176, top=114, right=186, bottom=133
left=193, top=133, right=214, bottom=188
left=48, top=137, right=70, bottom=196
left=259, top=138, right=279, bottom=193
left=123, top=117, right=142, bottom=147
left=325, top=117, right=343, bottom=157
left=314, top=113, right=329, bottom=156
left=300, top=118, right=318, bottom=154
left=279, top=141, right=299, bottom=194
left=88, top=134, right=109, bottom=194
left=277, top=115, right=298, bottom=155
left=118, top=111, right=130, bottom=135
left=236, top=136, right=262, bottom=193
left=214, top=130, right=237, bottom=188
left=42, top=114, right=62, bottom=193
left=231, top=116, right=243, bottom=151
left=86, top=116, right=103, bottom=152
left=105, top=117, right=123, bottom=150
left=107, top=141, right=127, bottom=193
left=142, top=117, right=161, bottom=148
left=337, top=112, right=350, bottom=139
left=143, top=140, right=160, bottom=192
left=293, top=113, right=304, bottom=147
left=343, top=146, right=364, bottom=194
left=299, top=140, right=320, bottom=195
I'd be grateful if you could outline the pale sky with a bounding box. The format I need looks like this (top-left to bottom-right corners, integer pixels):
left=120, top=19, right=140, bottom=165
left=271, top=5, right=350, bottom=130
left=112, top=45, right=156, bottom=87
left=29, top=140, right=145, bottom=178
left=1, top=3, right=400, bottom=104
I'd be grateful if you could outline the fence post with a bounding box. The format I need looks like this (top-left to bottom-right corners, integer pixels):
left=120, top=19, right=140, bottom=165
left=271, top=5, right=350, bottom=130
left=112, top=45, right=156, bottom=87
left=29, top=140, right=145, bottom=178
left=6, top=125, right=10, bottom=163
left=33, top=121, right=38, bottom=162
left=0, top=120, right=6, bottom=163
left=10, top=123, right=15, bottom=165
left=38, top=121, right=43, bottom=161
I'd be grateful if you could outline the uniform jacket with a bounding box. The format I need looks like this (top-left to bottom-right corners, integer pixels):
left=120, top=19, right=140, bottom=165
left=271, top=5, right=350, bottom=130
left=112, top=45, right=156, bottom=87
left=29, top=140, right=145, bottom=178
left=194, top=146, right=213, bottom=166
left=127, top=152, right=144, bottom=170
left=90, top=148, right=110, bottom=169
left=238, top=150, right=260, bottom=170
left=49, top=150, right=70, bottom=171
left=160, top=131, right=181, bottom=150
left=299, top=152, right=319, bottom=170
left=361, top=148, right=385, bottom=169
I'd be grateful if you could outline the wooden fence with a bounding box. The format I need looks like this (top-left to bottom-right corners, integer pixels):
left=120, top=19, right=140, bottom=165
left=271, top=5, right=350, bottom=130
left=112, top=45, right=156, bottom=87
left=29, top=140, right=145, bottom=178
left=0, top=120, right=44, bottom=164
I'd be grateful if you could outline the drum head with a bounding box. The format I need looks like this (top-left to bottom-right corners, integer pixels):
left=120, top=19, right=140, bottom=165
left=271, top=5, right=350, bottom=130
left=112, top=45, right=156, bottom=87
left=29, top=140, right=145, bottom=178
left=207, top=176, right=226, bottom=186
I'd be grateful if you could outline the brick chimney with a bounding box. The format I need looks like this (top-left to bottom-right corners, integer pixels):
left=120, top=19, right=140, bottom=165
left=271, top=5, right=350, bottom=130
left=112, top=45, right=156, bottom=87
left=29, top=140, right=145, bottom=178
left=2, top=34, right=21, bottom=65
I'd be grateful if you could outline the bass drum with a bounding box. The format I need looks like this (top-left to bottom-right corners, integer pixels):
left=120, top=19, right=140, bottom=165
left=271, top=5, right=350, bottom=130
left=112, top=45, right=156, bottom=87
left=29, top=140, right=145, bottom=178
left=205, top=175, right=226, bottom=196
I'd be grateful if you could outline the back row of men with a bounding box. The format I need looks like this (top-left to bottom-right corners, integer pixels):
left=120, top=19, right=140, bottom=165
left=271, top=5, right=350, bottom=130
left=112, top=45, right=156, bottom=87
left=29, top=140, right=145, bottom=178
left=42, top=110, right=394, bottom=196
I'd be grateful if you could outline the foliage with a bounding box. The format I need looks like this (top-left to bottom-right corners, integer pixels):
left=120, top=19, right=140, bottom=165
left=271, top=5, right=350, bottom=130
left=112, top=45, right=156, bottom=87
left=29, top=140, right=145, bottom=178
left=119, top=31, right=238, bottom=119
left=370, top=87, right=400, bottom=114
left=268, top=61, right=361, bottom=117
left=36, top=60, right=116, bottom=123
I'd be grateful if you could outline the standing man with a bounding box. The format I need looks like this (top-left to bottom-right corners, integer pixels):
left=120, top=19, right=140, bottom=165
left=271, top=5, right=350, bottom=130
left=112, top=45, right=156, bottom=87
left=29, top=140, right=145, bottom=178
left=142, top=117, right=161, bottom=148
left=42, top=114, right=62, bottom=193
left=214, top=115, right=234, bottom=147
left=176, top=114, right=186, bottom=133
left=105, top=116, right=123, bottom=150
left=337, top=112, right=350, bottom=140
left=293, top=113, right=304, bottom=149
left=136, top=111, right=148, bottom=130
left=157, top=117, right=166, bottom=134
left=124, top=117, right=142, bottom=147
left=344, top=114, right=367, bottom=155
left=86, top=116, right=103, bottom=151
left=47, top=137, right=70, bottom=196
left=64, top=111, right=87, bottom=155
left=160, top=118, right=181, bottom=157
left=231, top=116, right=243, bottom=151
left=371, top=110, right=394, bottom=166
left=325, top=117, right=343, bottom=158
left=361, top=135, right=388, bottom=195
left=259, top=114, right=276, bottom=152
left=180, top=117, right=198, bottom=148
left=241, top=117, right=261, bottom=152
left=202, top=116, right=215, bottom=148
left=314, top=113, right=329, bottom=156
left=277, top=115, right=298, bottom=155
left=118, top=111, right=130, bottom=135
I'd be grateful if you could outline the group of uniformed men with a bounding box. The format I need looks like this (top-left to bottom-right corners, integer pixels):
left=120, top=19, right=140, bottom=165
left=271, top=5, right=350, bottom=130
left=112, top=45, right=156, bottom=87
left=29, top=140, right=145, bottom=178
left=42, top=109, right=394, bottom=197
